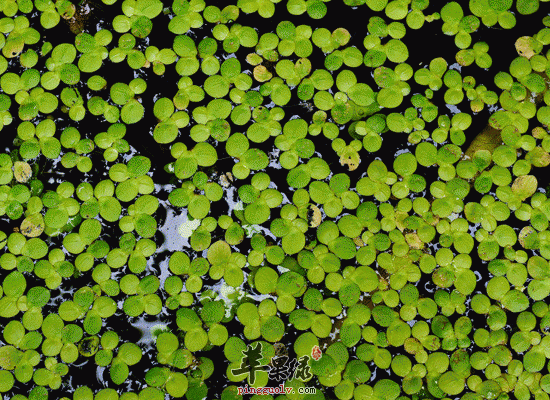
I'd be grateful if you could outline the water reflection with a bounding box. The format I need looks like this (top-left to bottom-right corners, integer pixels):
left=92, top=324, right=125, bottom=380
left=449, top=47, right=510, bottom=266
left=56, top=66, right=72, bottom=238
left=424, top=280, right=435, bottom=293
left=156, top=205, right=191, bottom=252
left=96, top=366, right=107, bottom=388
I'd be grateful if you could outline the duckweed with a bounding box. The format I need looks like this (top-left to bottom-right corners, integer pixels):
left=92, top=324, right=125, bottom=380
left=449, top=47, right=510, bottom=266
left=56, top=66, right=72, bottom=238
left=3, top=0, right=550, bottom=399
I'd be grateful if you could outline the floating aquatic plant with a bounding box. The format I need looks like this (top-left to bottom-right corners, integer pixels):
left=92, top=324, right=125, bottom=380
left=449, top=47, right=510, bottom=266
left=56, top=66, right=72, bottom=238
left=3, top=0, right=550, bottom=399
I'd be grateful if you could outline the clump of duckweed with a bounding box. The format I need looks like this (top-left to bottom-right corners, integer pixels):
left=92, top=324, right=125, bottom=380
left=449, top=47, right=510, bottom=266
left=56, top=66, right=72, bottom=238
left=3, top=0, right=550, bottom=399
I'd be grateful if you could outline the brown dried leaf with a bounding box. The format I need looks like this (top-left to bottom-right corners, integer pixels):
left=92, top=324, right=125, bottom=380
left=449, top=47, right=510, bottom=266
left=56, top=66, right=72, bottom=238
left=512, top=175, right=537, bottom=201
left=527, top=147, right=550, bottom=167
left=3, top=39, right=24, bottom=58
left=308, top=204, right=322, bottom=228
left=515, top=36, right=539, bottom=59
left=532, top=127, right=548, bottom=139
left=219, top=172, right=233, bottom=188
left=405, top=233, right=424, bottom=250
left=20, top=214, right=44, bottom=238
left=404, top=337, right=422, bottom=355
left=13, top=161, right=32, bottom=183
left=253, top=65, right=272, bottom=82
left=65, top=0, right=97, bottom=34
left=464, top=125, right=502, bottom=159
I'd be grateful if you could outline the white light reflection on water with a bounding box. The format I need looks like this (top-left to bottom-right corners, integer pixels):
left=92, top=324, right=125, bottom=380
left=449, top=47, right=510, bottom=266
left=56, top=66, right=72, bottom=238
left=131, top=317, right=168, bottom=348
left=446, top=103, right=461, bottom=114
left=206, top=280, right=277, bottom=320
left=156, top=198, right=192, bottom=253
left=96, top=366, right=107, bottom=388
left=135, top=157, right=290, bottom=344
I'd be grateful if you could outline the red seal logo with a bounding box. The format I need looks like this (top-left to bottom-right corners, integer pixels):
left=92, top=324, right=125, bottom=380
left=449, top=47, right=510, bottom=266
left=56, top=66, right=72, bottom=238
left=311, top=345, right=322, bottom=361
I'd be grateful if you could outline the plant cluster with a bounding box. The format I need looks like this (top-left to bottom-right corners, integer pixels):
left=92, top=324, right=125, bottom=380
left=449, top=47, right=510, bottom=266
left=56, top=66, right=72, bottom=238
left=2, top=0, right=550, bottom=399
